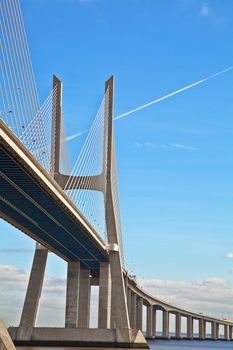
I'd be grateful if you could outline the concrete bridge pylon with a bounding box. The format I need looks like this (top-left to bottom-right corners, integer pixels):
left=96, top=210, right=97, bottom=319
left=8, top=75, right=147, bottom=348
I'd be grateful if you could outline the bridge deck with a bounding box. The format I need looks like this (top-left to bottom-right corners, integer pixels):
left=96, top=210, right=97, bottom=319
left=0, top=120, right=108, bottom=275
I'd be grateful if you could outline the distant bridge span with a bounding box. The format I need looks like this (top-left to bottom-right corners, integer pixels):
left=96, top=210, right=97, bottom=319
left=125, top=272, right=233, bottom=340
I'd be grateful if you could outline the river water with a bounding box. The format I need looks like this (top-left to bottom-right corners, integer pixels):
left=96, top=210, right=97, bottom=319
left=16, top=340, right=233, bottom=350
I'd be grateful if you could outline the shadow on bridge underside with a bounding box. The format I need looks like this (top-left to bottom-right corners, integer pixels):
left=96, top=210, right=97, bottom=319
left=0, top=119, right=108, bottom=276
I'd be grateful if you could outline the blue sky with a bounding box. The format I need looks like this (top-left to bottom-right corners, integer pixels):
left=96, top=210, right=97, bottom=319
left=0, top=0, right=233, bottom=325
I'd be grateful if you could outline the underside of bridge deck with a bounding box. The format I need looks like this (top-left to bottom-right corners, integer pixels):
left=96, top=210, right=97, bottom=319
left=0, top=122, right=108, bottom=276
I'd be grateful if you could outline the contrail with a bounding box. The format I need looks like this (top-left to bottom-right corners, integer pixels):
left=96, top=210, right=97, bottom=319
left=115, top=66, right=233, bottom=120
left=65, top=129, right=88, bottom=141
left=66, top=66, right=233, bottom=141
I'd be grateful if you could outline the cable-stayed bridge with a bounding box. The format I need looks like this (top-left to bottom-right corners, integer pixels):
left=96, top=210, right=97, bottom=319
left=0, top=0, right=232, bottom=348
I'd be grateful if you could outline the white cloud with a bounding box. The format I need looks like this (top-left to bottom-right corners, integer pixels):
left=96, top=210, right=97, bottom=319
left=0, top=264, right=66, bottom=327
left=0, top=264, right=99, bottom=328
left=200, top=4, right=210, bottom=17
left=139, top=277, right=233, bottom=320
left=1, top=264, right=233, bottom=328
left=225, top=252, right=233, bottom=259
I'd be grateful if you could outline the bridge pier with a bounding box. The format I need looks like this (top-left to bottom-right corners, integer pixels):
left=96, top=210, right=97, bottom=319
left=187, top=315, right=193, bottom=339
left=127, top=288, right=132, bottom=318
left=175, top=313, right=181, bottom=339
left=146, top=305, right=153, bottom=338
left=17, top=244, right=48, bottom=340
left=199, top=319, right=205, bottom=340
left=136, top=297, right=143, bottom=330
left=224, top=324, right=229, bottom=341
left=162, top=310, right=169, bottom=339
left=229, top=325, right=233, bottom=340
left=211, top=321, right=217, bottom=340
left=78, top=268, right=91, bottom=328
left=216, top=323, right=219, bottom=340
left=130, top=293, right=137, bottom=329
left=98, top=262, right=111, bottom=328
left=152, top=306, right=156, bottom=337
left=65, top=261, right=80, bottom=328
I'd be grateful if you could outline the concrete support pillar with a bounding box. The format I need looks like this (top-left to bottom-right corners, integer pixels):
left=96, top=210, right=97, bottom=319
left=130, top=293, right=137, bottom=329
left=162, top=310, right=169, bottom=339
left=127, top=288, right=132, bottom=318
left=78, top=268, right=90, bottom=328
left=187, top=316, right=193, bottom=339
left=98, top=262, right=111, bottom=329
left=65, top=260, right=80, bottom=328
left=229, top=325, right=232, bottom=340
left=136, top=297, right=143, bottom=330
left=224, top=324, right=229, bottom=341
left=216, top=323, right=219, bottom=339
left=199, top=319, right=205, bottom=339
left=146, top=305, right=153, bottom=338
left=152, top=307, right=156, bottom=337
left=211, top=321, right=217, bottom=340
left=124, top=275, right=128, bottom=294
left=175, top=313, right=181, bottom=339
left=17, top=244, right=48, bottom=340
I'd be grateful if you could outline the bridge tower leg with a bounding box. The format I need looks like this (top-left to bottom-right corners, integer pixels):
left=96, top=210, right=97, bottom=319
left=104, top=76, right=130, bottom=330
left=51, top=75, right=82, bottom=330
left=17, top=244, right=48, bottom=340
left=51, top=75, right=62, bottom=177
left=103, top=77, right=146, bottom=347
left=16, top=75, right=63, bottom=340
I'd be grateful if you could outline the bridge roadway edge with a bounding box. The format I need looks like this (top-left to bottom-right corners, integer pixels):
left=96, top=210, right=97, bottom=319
left=0, top=119, right=108, bottom=273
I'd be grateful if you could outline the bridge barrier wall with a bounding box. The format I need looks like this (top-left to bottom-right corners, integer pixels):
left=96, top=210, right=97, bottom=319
left=8, top=327, right=148, bottom=348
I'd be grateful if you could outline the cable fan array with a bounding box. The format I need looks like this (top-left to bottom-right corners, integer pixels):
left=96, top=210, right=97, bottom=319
left=64, top=91, right=108, bottom=243
left=0, top=0, right=40, bottom=135
left=0, top=0, right=124, bottom=259
left=0, top=0, right=66, bottom=174
left=20, top=85, right=58, bottom=173
left=64, top=88, right=125, bottom=263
